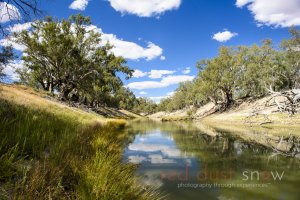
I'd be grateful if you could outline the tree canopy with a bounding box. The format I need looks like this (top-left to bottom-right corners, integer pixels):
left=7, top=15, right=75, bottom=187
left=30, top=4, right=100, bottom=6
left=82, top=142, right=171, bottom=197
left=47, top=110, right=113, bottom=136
left=155, top=28, right=300, bottom=112
left=16, top=14, right=134, bottom=109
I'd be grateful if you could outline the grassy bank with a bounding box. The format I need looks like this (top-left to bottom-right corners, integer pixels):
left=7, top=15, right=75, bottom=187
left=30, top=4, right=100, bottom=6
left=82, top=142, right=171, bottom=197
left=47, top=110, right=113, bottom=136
left=0, top=85, right=160, bottom=199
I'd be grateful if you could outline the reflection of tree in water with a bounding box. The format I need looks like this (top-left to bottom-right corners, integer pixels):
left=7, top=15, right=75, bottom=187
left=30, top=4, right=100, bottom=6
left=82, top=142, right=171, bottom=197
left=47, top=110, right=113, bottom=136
left=125, top=120, right=300, bottom=172
left=125, top=120, right=300, bottom=200
left=167, top=123, right=300, bottom=200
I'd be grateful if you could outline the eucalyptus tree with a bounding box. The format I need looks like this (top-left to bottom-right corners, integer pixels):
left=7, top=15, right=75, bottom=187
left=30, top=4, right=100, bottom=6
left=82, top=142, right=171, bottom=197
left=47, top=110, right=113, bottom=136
left=281, top=27, right=300, bottom=89
left=197, top=46, right=237, bottom=107
left=16, top=14, right=132, bottom=105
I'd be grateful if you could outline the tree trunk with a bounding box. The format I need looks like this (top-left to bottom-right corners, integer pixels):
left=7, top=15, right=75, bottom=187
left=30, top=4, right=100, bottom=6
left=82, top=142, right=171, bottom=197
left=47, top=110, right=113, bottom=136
left=221, top=89, right=233, bottom=107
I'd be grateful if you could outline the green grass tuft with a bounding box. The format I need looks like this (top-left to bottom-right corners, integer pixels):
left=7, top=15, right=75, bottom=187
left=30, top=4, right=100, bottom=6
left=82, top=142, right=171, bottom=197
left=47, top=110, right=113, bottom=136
left=0, top=96, right=161, bottom=199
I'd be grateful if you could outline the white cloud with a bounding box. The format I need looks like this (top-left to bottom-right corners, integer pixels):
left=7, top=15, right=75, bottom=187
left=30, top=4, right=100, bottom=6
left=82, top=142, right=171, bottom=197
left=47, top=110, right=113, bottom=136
left=212, top=30, right=238, bottom=42
left=167, top=91, right=175, bottom=96
left=132, top=69, right=148, bottom=78
left=1, top=22, right=164, bottom=61
left=132, top=69, right=176, bottom=79
left=69, top=0, right=89, bottom=11
left=139, top=91, right=147, bottom=95
left=236, top=0, right=300, bottom=27
left=0, top=2, right=20, bottom=23
left=101, top=33, right=163, bottom=60
left=161, top=75, right=194, bottom=85
left=108, top=0, right=182, bottom=17
left=127, top=81, right=164, bottom=90
left=160, top=55, right=166, bottom=60
left=182, top=67, right=191, bottom=74
left=0, top=36, right=25, bottom=51
left=3, top=60, right=24, bottom=81
left=149, top=91, right=175, bottom=102
left=6, top=22, right=32, bottom=33
left=127, top=75, right=195, bottom=90
left=0, top=23, right=32, bottom=51
left=148, top=69, right=176, bottom=79
left=235, top=0, right=253, bottom=8
left=149, top=96, right=168, bottom=102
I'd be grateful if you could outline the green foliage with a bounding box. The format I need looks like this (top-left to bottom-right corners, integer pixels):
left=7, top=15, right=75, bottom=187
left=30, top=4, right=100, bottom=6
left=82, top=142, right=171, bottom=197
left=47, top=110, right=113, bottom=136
left=281, top=27, right=300, bottom=89
left=132, top=97, right=157, bottom=114
left=158, top=28, right=300, bottom=112
left=15, top=14, right=133, bottom=108
left=0, top=46, right=14, bottom=80
left=157, top=81, right=197, bottom=112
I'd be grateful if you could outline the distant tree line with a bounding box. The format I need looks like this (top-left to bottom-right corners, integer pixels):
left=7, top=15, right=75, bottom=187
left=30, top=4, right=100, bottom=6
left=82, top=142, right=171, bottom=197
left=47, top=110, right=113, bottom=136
left=1, top=16, right=299, bottom=113
left=156, top=28, right=300, bottom=112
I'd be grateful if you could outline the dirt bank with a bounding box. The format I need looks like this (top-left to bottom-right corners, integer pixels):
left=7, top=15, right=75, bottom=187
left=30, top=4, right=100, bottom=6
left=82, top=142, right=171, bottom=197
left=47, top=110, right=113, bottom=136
left=148, top=95, right=300, bottom=126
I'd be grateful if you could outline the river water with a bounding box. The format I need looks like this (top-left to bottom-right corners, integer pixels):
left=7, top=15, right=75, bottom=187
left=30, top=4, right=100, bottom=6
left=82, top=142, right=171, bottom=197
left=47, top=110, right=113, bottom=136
left=123, top=120, right=300, bottom=200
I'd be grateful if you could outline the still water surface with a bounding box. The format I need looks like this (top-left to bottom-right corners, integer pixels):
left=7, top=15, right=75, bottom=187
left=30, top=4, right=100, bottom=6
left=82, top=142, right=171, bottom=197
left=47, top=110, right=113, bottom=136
left=123, top=120, right=300, bottom=200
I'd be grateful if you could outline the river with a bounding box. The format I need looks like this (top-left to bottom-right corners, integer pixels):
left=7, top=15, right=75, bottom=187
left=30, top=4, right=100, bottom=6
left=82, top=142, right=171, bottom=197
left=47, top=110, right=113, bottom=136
left=123, top=120, right=300, bottom=200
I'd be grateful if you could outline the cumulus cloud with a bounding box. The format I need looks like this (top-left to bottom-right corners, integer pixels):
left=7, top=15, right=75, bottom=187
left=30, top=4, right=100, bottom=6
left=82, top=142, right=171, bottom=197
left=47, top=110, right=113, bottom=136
left=149, top=91, right=175, bottom=103
left=148, top=70, right=176, bottom=79
left=236, top=0, right=300, bottom=27
left=1, top=22, right=164, bottom=61
left=160, top=56, right=166, bottom=60
left=167, top=91, right=175, bottom=96
left=6, top=22, right=32, bottom=33
left=101, top=33, right=163, bottom=60
left=69, top=0, right=89, bottom=11
left=0, top=23, right=31, bottom=52
left=108, top=0, right=182, bottom=17
left=182, top=67, right=191, bottom=74
left=149, top=96, right=168, bottom=102
left=212, top=30, right=238, bottom=42
left=139, top=91, right=147, bottom=95
left=132, top=69, right=176, bottom=79
left=127, top=75, right=195, bottom=90
left=0, top=2, right=20, bottom=23
left=3, top=60, right=24, bottom=81
left=0, top=36, right=25, bottom=51
left=133, top=69, right=148, bottom=78
left=235, top=0, right=253, bottom=8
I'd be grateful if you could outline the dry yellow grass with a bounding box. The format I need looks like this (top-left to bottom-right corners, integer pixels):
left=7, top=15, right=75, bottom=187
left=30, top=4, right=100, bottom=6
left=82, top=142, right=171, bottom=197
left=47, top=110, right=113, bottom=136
left=0, top=84, right=107, bottom=125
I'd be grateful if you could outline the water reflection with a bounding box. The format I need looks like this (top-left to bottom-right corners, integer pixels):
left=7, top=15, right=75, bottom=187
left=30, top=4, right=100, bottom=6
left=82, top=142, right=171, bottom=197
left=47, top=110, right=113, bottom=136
left=123, top=120, right=300, bottom=200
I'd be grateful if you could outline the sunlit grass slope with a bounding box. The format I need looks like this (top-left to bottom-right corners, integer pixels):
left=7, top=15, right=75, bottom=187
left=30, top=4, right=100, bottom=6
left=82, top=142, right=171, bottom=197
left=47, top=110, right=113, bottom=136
left=0, top=84, right=160, bottom=200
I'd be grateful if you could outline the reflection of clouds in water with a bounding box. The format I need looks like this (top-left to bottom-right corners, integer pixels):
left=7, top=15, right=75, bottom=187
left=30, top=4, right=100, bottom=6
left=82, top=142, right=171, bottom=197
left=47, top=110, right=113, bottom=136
left=128, top=143, right=181, bottom=157
left=127, top=154, right=177, bottom=164
left=140, top=170, right=163, bottom=187
left=234, top=141, right=243, bottom=155
left=128, top=155, right=147, bottom=164
left=185, top=158, right=192, bottom=166
left=138, top=137, right=147, bottom=142
left=149, top=154, right=176, bottom=164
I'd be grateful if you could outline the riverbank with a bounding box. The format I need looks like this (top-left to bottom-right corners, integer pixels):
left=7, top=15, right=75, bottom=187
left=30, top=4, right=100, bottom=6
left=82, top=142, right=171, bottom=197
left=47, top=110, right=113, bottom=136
left=0, top=84, right=157, bottom=199
left=148, top=95, right=300, bottom=128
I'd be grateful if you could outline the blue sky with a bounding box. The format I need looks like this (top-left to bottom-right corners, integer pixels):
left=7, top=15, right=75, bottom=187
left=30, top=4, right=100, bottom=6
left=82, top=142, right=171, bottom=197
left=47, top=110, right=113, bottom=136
left=1, top=0, right=300, bottom=102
